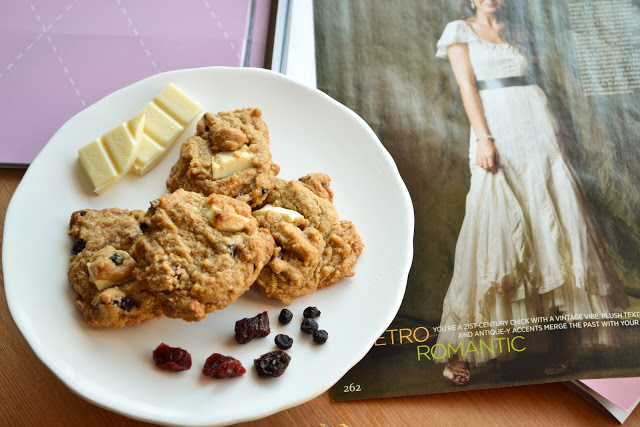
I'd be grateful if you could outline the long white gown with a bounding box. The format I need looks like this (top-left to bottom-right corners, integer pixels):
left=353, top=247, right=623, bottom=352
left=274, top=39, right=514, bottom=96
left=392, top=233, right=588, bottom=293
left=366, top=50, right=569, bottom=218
left=434, top=20, right=629, bottom=366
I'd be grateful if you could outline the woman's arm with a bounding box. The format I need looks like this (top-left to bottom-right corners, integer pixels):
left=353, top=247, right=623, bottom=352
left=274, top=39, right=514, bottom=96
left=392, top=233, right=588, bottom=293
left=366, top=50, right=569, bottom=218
left=447, top=43, right=499, bottom=173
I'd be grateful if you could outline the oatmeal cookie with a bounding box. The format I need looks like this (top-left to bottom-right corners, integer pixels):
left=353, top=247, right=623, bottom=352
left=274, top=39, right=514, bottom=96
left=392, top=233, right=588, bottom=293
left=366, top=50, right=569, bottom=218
left=134, top=189, right=275, bottom=321
left=68, top=209, right=161, bottom=328
left=253, top=177, right=364, bottom=305
left=298, top=173, right=334, bottom=202
left=166, top=108, right=280, bottom=207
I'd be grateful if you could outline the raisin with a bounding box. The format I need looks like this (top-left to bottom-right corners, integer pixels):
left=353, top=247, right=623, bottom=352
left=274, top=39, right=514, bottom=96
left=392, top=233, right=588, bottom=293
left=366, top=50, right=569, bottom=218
left=313, top=329, right=329, bottom=344
left=274, top=334, right=293, bottom=350
left=278, top=309, right=293, bottom=325
left=261, top=188, right=269, bottom=194
left=301, top=318, right=319, bottom=334
left=152, top=343, right=192, bottom=371
left=71, top=238, right=86, bottom=255
left=235, top=311, right=270, bottom=344
left=254, top=350, right=291, bottom=378
left=202, top=353, right=246, bottom=378
left=227, top=244, right=237, bottom=256
left=139, top=222, right=149, bottom=233
left=109, top=253, right=124, bottom=265
left=114, top=296, right=135, bottom=312
left=303, top=306, right=321, bottom=319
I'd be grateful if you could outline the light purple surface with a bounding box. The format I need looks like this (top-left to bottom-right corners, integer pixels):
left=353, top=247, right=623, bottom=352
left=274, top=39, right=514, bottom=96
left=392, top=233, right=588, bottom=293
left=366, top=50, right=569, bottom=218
left=0, top=0, right=261, bottom=165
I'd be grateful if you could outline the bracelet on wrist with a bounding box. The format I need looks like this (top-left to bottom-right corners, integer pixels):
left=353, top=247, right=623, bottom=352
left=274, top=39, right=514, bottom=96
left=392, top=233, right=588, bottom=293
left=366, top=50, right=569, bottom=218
left=476, top=134, right=494, bottom=143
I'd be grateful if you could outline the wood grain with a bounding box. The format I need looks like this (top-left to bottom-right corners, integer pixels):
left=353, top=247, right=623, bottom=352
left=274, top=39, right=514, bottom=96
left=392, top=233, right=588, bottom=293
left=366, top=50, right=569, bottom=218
left=0, top=168, right=635, bottom=426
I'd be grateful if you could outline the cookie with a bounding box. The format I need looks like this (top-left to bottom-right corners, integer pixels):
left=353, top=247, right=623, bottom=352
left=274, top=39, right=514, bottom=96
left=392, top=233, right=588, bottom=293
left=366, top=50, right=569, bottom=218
left=253, top=177, right=364, bottom=305
left=68, top=209, right=161, bottom=328
left=166, top=108, right=280, bottom=207
left=298, top=173, right=334, bottom=202
left=134, top=189, right=275, bottom=321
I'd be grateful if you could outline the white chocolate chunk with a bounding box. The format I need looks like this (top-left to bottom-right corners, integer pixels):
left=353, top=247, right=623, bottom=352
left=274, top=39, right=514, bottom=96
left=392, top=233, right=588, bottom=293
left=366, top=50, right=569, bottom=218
left=78, top=114, right=145, bottom=194
left=211, top=148, right=254, bottom=179
left=132, top=84, right=202, bottom=175
left=252, top=204, right=303, bottom=223
left=91, top=277, right=118, bottom=291
left=205, top=204, right=251, bottom=232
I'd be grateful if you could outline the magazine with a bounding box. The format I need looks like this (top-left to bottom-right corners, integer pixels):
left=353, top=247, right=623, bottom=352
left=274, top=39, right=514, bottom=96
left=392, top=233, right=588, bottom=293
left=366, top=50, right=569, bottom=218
left=311, top=0, right=640, bottom=400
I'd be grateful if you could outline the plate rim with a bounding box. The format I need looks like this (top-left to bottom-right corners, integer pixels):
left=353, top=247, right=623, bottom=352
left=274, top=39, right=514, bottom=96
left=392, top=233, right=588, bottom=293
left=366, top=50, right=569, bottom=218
left=2, top=66, right=414, bottom=426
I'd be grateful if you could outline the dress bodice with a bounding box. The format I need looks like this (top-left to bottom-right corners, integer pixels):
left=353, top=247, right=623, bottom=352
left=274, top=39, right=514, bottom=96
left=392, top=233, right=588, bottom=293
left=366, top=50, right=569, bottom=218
left=436, top=20, right=528, bottom=80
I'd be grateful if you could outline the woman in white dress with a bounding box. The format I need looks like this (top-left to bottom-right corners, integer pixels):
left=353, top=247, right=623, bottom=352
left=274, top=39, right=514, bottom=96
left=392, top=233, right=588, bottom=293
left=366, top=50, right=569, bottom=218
left=435, top=0, right=629, bottom=385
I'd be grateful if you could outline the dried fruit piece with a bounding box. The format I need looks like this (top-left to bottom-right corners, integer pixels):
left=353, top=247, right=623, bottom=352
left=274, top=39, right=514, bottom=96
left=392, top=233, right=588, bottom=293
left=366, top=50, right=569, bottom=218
left=235, top=311, right=270, bottom=344
left=278, top=309, right=293, bottom=325
left=303, top=306, right=321, bottom=319
left=274, top=334, right=293, bottom=350
left=301, top=318, right=319, bottom=334
left=313, top=329, right=329, bottom=344
left=254, top=350, right=291, bottom=378
left=202, top=353, right=246, bottom=378
left=114, top=296, right=135, bottom=312
left=152, top=343, right=192, bottom=371
left=71, top=238, right=86, bottom=255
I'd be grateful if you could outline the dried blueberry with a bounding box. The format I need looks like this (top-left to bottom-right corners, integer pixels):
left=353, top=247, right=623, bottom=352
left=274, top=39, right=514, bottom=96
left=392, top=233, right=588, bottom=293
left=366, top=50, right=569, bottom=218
left=254, top=350, right=291, bottom=378
left=303, top=306, right=321, bottom=319
left=109, top=253, right=124, bottom=265
left=235, top=311, right=270, bottom=344
left=114, top=296, right=135, bottom=312
left=301, top=318, right=319, bottom=334
left=274, top=334, right=293, bottom=350
left=202, top=353, right=246, bottom=378
left=71, top=238, right=86, bottom=255
left=313, top=329, right=329, bottom=344
left=152, top=343, right=192, bottom=371
left=278, top=309, right=293, bottom=325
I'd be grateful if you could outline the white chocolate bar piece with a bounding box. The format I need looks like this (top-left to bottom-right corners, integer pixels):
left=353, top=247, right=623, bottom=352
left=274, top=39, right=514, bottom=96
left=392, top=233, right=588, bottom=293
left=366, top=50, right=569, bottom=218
left=78, top=113, right=145, bottom=194
left=132, top=84, right=202, bottom=175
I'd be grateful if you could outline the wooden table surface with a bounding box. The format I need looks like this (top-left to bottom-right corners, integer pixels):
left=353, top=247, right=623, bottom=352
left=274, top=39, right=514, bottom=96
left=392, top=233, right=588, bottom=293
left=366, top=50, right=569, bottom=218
left=0, top=167, right=636, bottom=427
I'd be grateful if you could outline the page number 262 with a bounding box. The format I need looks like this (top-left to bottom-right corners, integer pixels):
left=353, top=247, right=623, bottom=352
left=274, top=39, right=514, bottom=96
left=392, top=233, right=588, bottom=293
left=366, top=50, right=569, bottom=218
left=343, top=383, right=361, bottom=393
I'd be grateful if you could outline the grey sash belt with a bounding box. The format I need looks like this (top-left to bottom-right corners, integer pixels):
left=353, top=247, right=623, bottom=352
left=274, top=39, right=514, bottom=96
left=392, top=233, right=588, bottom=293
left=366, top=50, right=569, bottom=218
left=476, top=75, right=534, bottom=91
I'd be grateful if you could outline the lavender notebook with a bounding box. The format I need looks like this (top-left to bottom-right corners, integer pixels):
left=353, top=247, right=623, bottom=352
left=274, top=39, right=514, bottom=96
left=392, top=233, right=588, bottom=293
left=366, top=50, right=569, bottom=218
left=0, top=0, right=267, bottom=166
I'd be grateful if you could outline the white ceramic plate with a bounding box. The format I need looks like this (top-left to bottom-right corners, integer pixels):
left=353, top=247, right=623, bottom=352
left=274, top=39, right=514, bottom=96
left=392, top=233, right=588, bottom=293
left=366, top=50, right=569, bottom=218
left=3, top=67, right=413, bottom=426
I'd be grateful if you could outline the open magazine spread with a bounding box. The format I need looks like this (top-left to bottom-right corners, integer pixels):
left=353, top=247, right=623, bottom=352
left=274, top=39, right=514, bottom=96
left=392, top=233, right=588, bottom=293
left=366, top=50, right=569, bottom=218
left=312, top=0, right=640, bottom=400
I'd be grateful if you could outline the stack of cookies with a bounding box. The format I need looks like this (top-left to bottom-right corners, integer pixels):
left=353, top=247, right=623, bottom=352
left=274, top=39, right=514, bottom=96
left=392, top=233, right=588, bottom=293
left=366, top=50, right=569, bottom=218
left=68, top=108, right=363, bottom=328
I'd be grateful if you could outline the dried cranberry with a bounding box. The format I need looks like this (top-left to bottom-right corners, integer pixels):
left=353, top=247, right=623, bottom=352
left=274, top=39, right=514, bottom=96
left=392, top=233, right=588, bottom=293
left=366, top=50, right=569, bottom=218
left=152, top=343, right=192, bottom=371
left=274, top=334, right=293, bottom=350
left=303, top=306, right=321, bottom=318
left=313, top=329, right=329, bottom=344
left=254, top=350, right=291, bottom=378
left=71, top=238, right=86, bottom=255
left=235, top=311, right=270, bottom=344
left=278, top=309, right=293, bottom=325
left=202, top=353, right=246, bottom=378
left=301, top=318, right=319, bottom=334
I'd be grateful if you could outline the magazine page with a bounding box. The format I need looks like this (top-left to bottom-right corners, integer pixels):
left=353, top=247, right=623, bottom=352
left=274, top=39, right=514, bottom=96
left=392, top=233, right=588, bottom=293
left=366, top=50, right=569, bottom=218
left=312, top=0, right=640, bottom=400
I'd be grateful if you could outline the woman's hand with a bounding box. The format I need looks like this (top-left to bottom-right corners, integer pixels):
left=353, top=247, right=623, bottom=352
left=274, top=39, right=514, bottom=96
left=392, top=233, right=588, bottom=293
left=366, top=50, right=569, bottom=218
left=476, top=139, right=499, bottom=173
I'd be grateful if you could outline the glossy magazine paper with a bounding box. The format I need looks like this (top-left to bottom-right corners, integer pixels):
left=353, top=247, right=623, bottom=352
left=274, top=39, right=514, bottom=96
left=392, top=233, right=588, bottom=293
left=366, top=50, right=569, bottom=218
left=312, top=0, right=640, bottom=400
